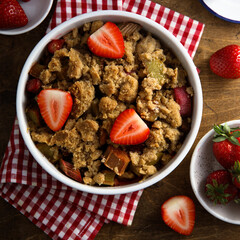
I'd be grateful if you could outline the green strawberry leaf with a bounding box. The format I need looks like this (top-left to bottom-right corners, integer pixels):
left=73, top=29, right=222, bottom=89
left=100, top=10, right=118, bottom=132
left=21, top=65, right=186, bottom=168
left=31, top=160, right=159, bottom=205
left=213, top=136, right=227, bottom=142
left=213, top=125, right=224, bottom=135
left=229, top=136, right=240, bottom=146
left=232, top=131, right=240, bottom=138
left=213, top=123, right=240, bottom=146
left=223, top=123, right=230, bottom=134
left=234, top=199, right=240, bottom=204
left=230, top=127, right=240, bottom=131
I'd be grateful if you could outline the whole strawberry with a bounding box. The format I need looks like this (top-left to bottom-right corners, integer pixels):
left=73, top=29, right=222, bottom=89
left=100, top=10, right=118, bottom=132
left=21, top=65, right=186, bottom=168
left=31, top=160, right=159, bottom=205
left=210, top=45, right=240, bottom=79
left=0, top=0, right=28, bottom=29
left=205, top=170, right=238, bottom=204
left=212, top=123, right=240, bottom=169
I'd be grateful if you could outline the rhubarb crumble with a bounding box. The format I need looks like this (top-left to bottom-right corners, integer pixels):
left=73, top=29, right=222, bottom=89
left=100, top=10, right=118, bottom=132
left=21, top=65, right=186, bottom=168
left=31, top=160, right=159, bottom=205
left=25, top=21, right=193, bottom=186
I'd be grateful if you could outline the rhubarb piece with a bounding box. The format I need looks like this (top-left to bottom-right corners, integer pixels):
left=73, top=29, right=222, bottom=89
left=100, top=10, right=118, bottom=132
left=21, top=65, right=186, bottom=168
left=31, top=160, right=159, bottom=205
left=119, top=22, right=141, bottom=37
left=130, top=164, right=142, bottom=177
left=117, top=171, right=135, bottom=180
left=147, top=152, right=163, bottom=165
left=90, top=98, right=99, bottom=117
left=29, top=63, right=45, bottom=78
left=114, top=177, right=140, bottom=186
left=144, top=58, right=166, bottom=83
left=99, top=128, right=108, bottom=146
left=102, top=170, right=116, bottom=186
left=103, top=145, right=130, bottom=176
left=59, top=159, right=82, bottom=182
left=36, top=143, right=60, bottom=163
left=26, top=106, right=41, bottom=127
left=174, top=86, right=192, bottom=117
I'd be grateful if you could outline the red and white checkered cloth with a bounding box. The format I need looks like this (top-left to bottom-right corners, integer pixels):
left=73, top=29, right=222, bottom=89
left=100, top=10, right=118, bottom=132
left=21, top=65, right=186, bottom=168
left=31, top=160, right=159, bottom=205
left=0, top=0, right=204, bottom=239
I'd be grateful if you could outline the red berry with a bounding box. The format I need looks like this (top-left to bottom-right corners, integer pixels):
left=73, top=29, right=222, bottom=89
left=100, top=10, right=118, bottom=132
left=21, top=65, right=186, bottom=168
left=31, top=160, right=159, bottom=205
left=26, top=78, right=42, bottom=94
left=37, top=89, right=73, bottom=132
left=0, top=0, right=28, bottom=29
left=87, top=22, right=125, bottom=59
left=47, top=39, right=65, bottom=54
left=210, top=45, right=240, bottom=79
left=110, top=109, right=150, bottom=145
left=161, top=195, right=195, bottom=235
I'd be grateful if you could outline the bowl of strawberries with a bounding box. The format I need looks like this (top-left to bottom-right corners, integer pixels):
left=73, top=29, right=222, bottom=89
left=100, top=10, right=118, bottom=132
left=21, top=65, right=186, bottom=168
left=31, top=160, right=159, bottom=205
left=191, top=120, right=240, bottom=224
left=16, top=10, right=202, bottom=195
left=0, top=0, right=53, bottom=35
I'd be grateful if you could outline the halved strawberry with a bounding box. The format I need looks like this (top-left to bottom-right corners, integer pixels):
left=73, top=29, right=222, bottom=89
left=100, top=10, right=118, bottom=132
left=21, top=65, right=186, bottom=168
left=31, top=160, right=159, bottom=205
left=110, top=109, right=150, bottom=145
left=37, top=89, right=73, bottom=132
left=47, top=39, right=65, bottom=54
left=60, top=159, right=82, bottom=182
left=87, top=22, right=125, bottom=59
left=161, top=195, right=195, bottom=236
left=174, top=86, right=192, bottom=117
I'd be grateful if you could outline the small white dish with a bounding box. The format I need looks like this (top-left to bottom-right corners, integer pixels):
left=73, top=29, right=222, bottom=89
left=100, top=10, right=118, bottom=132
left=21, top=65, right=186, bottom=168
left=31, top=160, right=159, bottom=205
left=199, top=0, right=240, bottom=23
left=190, top=120, right=240, bottom=225
left=0, top=0, right=54, bottom=35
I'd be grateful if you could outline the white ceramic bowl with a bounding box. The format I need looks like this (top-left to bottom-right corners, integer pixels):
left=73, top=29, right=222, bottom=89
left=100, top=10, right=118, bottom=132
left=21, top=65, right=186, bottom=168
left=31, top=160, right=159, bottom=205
left=0, top=0, right=53, bottom=35
left=190, top=120, right=240, bottom=224
left=17, top=10, right=203, bottom=195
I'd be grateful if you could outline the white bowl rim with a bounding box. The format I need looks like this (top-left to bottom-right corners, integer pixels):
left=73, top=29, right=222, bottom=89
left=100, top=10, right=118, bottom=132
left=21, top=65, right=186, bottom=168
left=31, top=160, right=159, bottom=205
left=0, top=0, right=54, bottom=35
left=190, top=119, right=240, bottom=224
left=17, top=10, right=203, bottom=195
left=199, top=0, right=240, bottom=23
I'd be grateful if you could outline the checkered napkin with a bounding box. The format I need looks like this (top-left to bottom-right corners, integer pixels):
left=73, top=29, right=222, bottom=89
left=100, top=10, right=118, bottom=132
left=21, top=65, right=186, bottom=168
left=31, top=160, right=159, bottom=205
left=0, top=0, right=204, bottom=239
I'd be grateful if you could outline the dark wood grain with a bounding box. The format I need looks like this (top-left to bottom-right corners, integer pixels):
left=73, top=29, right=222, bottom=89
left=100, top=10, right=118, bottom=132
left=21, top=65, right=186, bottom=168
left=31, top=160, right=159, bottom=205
left=1, top=0, right=240, bottom=239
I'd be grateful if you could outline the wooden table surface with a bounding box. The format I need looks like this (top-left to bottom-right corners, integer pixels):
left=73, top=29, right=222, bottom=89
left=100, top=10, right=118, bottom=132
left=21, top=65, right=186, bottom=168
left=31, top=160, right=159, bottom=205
left=1, top=0, right=240, bottom=239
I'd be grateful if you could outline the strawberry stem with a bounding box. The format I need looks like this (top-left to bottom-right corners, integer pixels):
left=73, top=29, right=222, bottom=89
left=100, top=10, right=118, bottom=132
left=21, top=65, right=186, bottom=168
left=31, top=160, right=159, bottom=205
left=206, top=179, right=231, bottom=204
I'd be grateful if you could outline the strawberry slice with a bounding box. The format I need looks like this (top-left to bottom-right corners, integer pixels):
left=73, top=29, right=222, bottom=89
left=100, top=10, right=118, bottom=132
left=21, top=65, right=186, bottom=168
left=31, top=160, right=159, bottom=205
left=47, top=39, right=65, bottom=54
left=110, top=109, right=150, bottom=145
left=87, top=22, right=125, bottom=59
left=161, top=195, right=195, bottom=236
left=60, top=159, right=82, bottom=183
left=37, top=89, right=73, bottom=132
left=174, top=86, right=192, bottom=117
